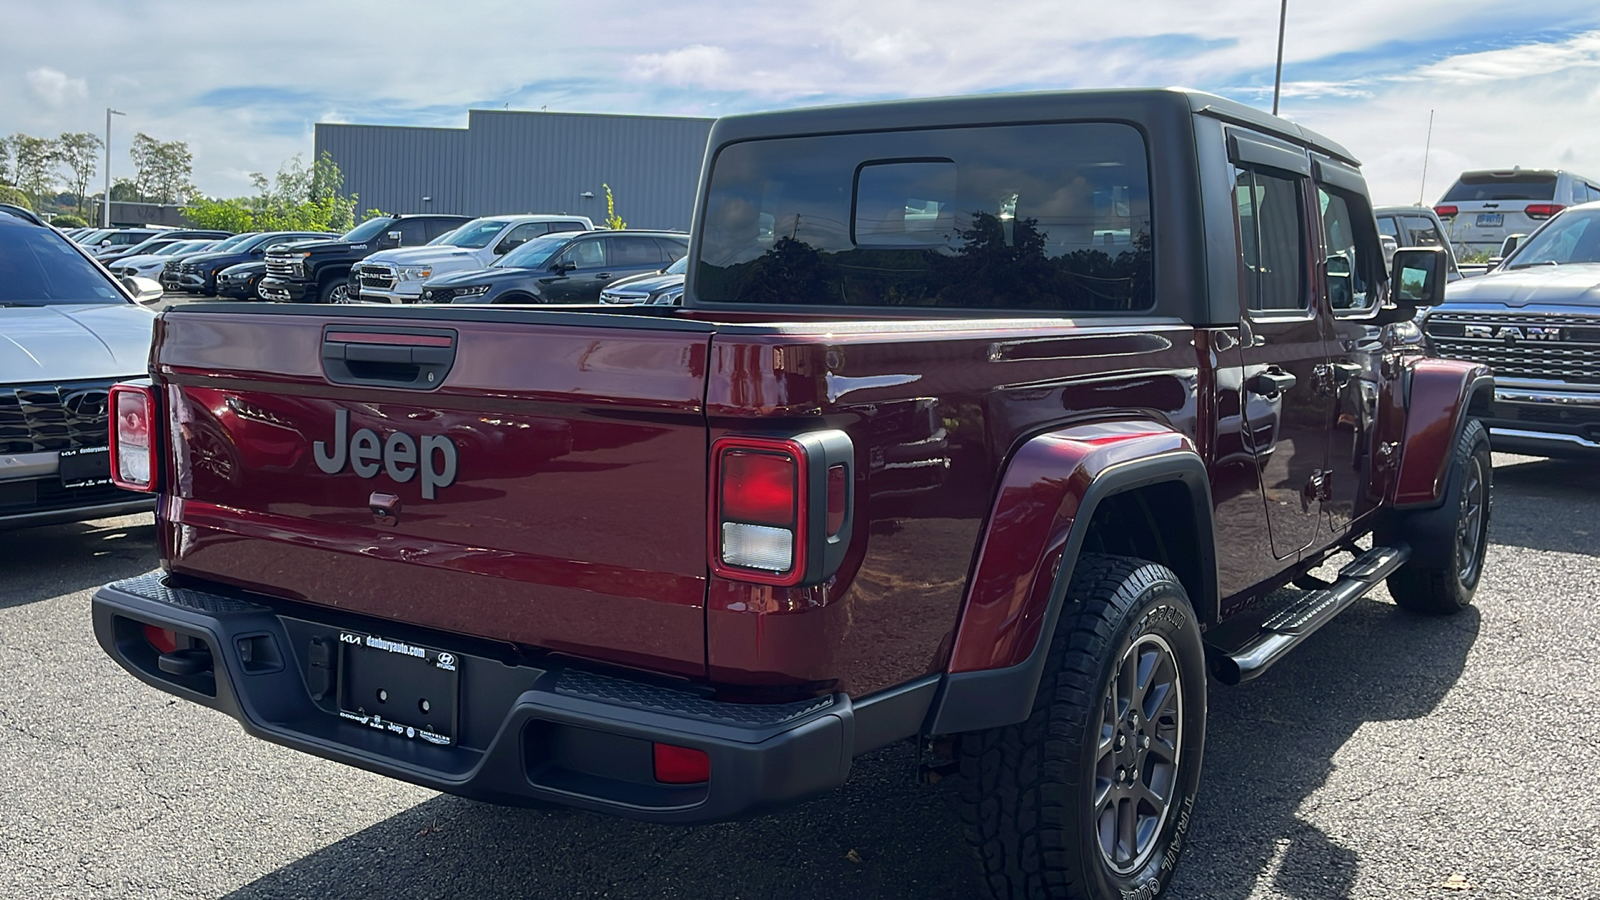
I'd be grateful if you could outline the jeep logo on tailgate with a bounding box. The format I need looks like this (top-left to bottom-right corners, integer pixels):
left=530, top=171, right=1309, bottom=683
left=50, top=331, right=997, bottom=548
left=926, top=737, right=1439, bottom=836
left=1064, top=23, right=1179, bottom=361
left=313, top=408, right=458, bottom=498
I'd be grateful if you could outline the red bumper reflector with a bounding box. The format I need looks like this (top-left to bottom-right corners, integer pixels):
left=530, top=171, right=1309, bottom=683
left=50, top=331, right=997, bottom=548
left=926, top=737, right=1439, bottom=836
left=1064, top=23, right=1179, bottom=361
left=653, top=742, right=710, bottom=784
left=143, top=624, right=178, bottom=655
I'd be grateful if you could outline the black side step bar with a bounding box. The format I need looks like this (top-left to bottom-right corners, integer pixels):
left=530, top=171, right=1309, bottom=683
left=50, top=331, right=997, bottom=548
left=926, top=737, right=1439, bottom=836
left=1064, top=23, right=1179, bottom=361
left=1212, top=544, right=1411, bottom=685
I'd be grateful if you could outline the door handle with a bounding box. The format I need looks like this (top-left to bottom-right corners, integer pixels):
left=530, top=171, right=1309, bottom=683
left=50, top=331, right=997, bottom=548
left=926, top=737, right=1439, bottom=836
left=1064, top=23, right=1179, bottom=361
left=1247, top=369, right=1297, bottom=398
left=595, top=273, right=612, bottom=279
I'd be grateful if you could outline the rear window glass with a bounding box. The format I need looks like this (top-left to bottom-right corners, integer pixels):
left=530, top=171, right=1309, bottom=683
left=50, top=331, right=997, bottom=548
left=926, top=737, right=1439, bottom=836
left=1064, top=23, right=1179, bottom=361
left=696, top=122, right=1153, bottom=311
left=0, top=224, right=125, bottom=304
left=1442, top=174, right=1557, bottom=202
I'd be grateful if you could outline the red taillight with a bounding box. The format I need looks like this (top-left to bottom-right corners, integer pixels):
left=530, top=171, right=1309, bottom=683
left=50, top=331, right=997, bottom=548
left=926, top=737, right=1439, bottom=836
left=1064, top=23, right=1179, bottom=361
left=109, top=383, right=156, bottom=492
left=826, top=464, right=847, bottom=537
left=721, top=450, right=797, bottom=526
left=653, top=742, right=710, bottom=784
left=1434, top=205, right=1458, bottom=218
left=1525, top=203, right=1563, bottom=219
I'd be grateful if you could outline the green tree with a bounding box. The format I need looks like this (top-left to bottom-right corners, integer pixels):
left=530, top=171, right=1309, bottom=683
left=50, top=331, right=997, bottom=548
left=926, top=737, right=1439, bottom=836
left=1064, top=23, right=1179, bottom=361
left=10, top=134, right=58, bottom=206
left=54, top=131, right=102, bottom=218
left=51, top=213, right=87, bottom=228
left=602, top=183, right=626, bottom=230
left=130, top=132, right=194, bottom=204
left=184, top=152, right=358, bottom=234
left=0, top=137, right=12, bottom=186
left=109, top=178, right=141, bottom=202
left=0, top=185, right=31, bottom=210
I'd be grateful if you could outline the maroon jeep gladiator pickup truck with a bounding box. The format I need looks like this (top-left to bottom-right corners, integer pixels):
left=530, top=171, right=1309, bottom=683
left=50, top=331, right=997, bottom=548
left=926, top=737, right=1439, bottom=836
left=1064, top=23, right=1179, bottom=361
left=95, top=89, right=1489, bottom=900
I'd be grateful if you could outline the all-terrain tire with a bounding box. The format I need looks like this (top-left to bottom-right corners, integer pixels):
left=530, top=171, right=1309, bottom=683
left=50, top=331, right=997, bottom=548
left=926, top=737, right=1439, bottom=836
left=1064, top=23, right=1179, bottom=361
left=956, top=555, right=1207, bottom=900
left=1384, top=418, right=1491, bottom=614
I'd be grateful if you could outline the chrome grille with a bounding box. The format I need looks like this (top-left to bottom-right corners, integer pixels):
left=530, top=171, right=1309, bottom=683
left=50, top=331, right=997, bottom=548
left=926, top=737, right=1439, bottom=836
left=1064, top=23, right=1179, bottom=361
left=359, top=263, right=397, bottom=290
left=1425, top=311, right=1600, bottom=384
left=264, top=256, right=298, bottom=278
left=0, top=381, right=117, bottom=454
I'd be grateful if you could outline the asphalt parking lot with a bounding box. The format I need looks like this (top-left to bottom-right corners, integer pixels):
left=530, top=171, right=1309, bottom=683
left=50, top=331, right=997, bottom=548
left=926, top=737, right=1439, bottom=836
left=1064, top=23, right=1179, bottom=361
left=2, top=452, right=1596, bottom=899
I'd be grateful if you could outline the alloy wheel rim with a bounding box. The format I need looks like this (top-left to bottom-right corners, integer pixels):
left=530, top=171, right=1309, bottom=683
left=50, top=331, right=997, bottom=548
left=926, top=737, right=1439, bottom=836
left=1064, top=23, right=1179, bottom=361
left=1094, top=632, right=1184, bottom=875
left=1456, top=454, right=1487, bottom=583
left=330, top=285, right=352, bottom=303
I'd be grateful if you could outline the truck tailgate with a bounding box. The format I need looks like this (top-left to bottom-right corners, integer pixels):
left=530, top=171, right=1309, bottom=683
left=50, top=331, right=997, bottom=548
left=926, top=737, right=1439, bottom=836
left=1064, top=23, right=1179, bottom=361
left=153, top=308, right=712, bottom=678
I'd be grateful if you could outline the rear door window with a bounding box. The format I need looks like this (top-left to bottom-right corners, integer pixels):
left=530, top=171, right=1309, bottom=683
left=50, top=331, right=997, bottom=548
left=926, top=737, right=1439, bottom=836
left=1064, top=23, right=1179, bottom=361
left=1234, top=168, right=1307, bottom=312
left=607, top=236, right=665, bottom=266
left=696, top=122, right=1153, bottom=311
left=654, top=238, right=688, bottom=261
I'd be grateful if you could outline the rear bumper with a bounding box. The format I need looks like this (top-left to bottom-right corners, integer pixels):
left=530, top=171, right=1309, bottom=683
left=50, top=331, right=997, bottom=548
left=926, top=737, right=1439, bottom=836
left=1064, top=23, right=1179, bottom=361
left=0, top=495, right=153, bottom=529
left=92, top=572, right=928, bottom=823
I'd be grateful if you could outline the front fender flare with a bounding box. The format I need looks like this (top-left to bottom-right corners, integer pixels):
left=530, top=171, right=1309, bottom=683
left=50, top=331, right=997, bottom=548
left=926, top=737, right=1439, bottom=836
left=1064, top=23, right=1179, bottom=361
left=927, top=421, right=1215, bottom=735
left=1392, top=358, right=1493, bottom=508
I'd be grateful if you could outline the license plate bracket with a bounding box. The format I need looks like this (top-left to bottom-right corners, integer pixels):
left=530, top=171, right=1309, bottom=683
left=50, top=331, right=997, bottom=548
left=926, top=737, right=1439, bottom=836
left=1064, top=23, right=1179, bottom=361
left=337, top=631, right=459, bottom=746
left=1476, top=213, right=1503, bottom=228
left=58, top=447, right=111, bottom=488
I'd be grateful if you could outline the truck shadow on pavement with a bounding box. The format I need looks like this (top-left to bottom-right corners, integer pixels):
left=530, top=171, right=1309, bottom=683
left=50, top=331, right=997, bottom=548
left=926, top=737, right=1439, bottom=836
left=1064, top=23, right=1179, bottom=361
left=1486, top=455, right=1600, bottom=557
left=224, top=597, right=1478, bottom=900
left=0, top=514, right=156, bottom=610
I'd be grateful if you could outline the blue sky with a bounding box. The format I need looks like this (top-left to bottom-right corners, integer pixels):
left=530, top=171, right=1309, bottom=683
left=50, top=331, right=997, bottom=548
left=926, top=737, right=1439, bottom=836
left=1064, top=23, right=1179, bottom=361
left=6, top=1, right=1600, bottom=206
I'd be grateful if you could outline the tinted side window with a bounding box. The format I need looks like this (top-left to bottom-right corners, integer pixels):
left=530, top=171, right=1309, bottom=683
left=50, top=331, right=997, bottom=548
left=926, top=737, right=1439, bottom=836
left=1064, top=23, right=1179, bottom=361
left=545, top=221, right=586, bottom=234
left=654, top=238, right=688, bottom=261
left=396, top=220, right=431, bottom=246
left=423, top=219, right=460, bottom=241
left=697, top=122, right=1153, bottom=310
left=1318, top=188, right=1376, bottom=311
left=1399, top=215, right=1445, bottom=248
left=1441, top=174, right=1557, bottom=202
left=608, top=236, right=665, bottom=265
left=1234, top=168, right=1307, bottom=312
left=557, top=239, right=606, bottom=268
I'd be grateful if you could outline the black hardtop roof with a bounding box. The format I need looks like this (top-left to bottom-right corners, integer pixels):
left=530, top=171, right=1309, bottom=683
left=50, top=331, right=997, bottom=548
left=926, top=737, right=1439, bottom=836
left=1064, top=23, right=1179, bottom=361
left=709, top=87, right=1358, bottom=166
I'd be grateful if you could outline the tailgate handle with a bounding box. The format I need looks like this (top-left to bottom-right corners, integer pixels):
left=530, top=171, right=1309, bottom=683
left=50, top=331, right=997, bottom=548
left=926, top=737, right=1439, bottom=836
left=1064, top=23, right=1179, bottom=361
left=322, top=328, right=456, bottom=390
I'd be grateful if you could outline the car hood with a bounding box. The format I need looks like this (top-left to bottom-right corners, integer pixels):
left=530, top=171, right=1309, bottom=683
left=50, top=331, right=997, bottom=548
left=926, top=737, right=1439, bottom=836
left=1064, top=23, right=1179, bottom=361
left=426, top=266, right=530, bottom=288
left=178, top=250, right=244, bottom=267
left=220, top=261, right=266, bottom=276
left=604, top=271, right=684, bottom=294
left=270, top=238, right=361, bottom=256
left=0, top=304, right=157, bottom=383
left=364, top=246, right=479, bottom=267
left=1442, top=263, right=1600, bottom=309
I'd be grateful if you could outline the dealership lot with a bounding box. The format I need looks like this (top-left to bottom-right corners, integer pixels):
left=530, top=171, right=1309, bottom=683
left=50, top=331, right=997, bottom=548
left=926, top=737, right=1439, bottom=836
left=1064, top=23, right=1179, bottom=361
left=2, top=452, right=1596, bottom=899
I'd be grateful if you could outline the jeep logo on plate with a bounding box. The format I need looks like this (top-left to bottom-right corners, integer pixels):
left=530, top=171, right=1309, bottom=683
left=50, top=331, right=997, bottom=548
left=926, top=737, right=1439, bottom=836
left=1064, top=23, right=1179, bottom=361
left=1462, top=324, right=1563, bottom=343
left=313, top=408, right=457, bottom=499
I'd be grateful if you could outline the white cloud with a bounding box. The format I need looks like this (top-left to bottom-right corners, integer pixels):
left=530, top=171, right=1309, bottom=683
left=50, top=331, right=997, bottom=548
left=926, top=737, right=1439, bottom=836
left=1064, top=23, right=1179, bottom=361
left=1411, top=30, right=1600, bottom=84
left=25, top=67, right=87, bottom=107
left=631, top=44, right=734, bottom=88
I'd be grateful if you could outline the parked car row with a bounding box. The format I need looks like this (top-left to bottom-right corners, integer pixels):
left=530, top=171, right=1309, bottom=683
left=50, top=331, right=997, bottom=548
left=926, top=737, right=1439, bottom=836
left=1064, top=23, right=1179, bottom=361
left=1432, top=167, right=1600, bottom=258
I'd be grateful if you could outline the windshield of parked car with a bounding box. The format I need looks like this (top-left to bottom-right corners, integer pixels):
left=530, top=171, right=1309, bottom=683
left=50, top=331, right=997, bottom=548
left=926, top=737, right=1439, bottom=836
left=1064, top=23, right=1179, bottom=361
left=341, top=218, right=393, bottom=243
left=204, top=232, right=256, bottom=251
left=427, top=227, right=460, bottom=245
left=441, top=219, right=512, bottom=249
left=1504, top=209, right=1600, bottom=268
left=77, top=229, right=111, bottom=245
left=159, top=240, right=215, bottom=256
left=494, top=233, right=571, bottom=269
left=664, top=255, right=688, bottom=275
left=1442, top=174, right=1558, bottom=202
left=0, top=221, right=128, bottom=305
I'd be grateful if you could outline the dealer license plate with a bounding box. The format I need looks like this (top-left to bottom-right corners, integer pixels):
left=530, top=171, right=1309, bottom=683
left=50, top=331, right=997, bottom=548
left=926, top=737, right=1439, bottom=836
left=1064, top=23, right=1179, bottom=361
left=337, top=631, right=459, bottom=746
left=58, top=447, right=111, bottom=488
left=1476, top=213, right=1503, bottom=228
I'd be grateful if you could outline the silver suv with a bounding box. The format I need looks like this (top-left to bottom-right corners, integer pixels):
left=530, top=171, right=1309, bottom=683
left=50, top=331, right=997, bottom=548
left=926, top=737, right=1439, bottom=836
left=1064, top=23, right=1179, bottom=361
left=1435, top=168, right=1600, bottom=256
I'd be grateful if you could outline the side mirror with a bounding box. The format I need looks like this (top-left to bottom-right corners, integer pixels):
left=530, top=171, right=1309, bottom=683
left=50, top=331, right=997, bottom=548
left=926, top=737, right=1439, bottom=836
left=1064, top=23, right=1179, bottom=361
left=1500, top=233, right=1526, bottom=258
left=1391, top=247, right=1448, bottom=306
left=119, top=275, right=164, bottom=303
left=99, top=239, right=113, bottom=247
left=495, top=238, right=525, bottom=255
left=551, top=260, right=577, bottom=274
left=382, top=230, right=403, bottom=247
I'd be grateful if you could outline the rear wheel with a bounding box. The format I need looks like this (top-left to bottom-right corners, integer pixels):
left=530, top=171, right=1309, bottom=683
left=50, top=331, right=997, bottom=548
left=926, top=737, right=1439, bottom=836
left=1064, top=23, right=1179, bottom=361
left=957, top=555, right=1206, bottom=900
left=1384, top=419, right=1491, bottom=614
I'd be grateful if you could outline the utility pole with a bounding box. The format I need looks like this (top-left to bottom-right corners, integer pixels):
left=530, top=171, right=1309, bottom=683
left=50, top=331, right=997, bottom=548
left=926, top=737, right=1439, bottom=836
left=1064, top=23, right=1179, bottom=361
left=1272, top=0, right=1288, bottom=115
left=102, top=106, right=124, bottom=225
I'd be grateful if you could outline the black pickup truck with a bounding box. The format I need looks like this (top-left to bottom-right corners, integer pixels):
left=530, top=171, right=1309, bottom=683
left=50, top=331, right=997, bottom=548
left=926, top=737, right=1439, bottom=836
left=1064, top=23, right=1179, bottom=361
left=259, top=214, right=470, bottom=303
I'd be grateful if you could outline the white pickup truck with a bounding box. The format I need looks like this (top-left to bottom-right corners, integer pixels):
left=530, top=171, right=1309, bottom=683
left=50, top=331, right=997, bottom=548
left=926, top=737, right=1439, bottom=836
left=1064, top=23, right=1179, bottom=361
left=355, top=214, right=593, bottom=303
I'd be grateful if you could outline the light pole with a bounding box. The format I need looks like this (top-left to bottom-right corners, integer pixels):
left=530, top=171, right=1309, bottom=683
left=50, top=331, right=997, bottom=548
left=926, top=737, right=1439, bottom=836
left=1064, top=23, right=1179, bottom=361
left=103, top=107, right=125, bottom=228
left=1271, top=0, right=1288, bottom=116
